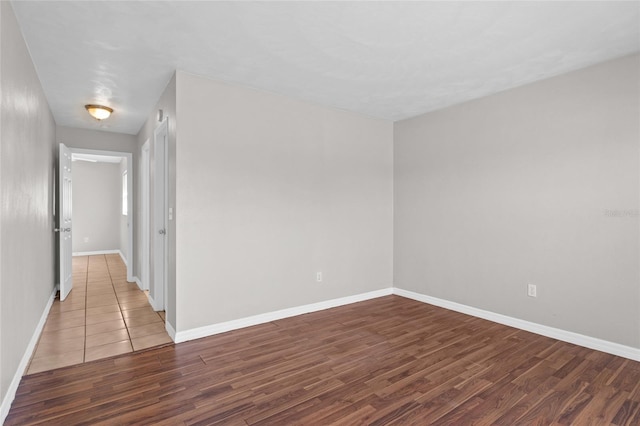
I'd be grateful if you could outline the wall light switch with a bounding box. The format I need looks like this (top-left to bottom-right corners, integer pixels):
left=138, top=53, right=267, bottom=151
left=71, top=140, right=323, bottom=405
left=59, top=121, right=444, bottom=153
left=527, top=284, right=537, bottom=298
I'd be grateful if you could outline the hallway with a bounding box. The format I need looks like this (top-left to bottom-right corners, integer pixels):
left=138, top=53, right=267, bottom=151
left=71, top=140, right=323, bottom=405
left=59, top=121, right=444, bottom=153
left=27, top=254, right=171, bottom=374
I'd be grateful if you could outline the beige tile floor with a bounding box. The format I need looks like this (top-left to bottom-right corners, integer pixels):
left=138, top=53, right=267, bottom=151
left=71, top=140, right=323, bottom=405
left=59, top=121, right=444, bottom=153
left=27, top=254, right=171, bottom=374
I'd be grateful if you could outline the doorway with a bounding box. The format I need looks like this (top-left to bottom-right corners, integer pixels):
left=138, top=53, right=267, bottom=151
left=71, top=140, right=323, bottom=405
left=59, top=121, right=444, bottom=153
left=68, top=148, right=134, bottom=282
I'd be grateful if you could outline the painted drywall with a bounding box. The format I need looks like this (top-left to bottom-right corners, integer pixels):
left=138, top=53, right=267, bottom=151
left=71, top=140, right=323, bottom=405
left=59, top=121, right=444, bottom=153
left=71, top=162, right=122, bottom=253
left=175, top=72, right=394, bottom=332
left=0, top=0, right=56, bottom=410
left=137, top=74, right=176, bottom=329
left=394, top=54, right=640, bottom=348
left=57, top=126, right=137, bottom=153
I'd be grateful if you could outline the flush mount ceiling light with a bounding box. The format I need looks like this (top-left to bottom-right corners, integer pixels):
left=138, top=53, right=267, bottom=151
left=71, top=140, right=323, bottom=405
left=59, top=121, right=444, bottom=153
left=85, top=104, right=113, bottom=120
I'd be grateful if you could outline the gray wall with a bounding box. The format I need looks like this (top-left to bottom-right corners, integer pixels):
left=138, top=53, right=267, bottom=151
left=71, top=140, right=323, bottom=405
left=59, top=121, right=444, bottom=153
left=71, top=162, right=121, bottom=254
left=0, top=1, right=56, bottom=408
left=394, top=54, right=640, bottom=348
left=136, top=74, right=176, bottom=328
left=175, top=72, right=394, bottom=331
left=57, top=126, right=137, bottom=154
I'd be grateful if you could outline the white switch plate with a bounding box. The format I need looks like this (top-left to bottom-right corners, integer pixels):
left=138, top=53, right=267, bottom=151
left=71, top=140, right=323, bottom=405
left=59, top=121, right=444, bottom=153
left=316, top=272, right=322, bottom=282
left=527, top=284, right=537, bottom=298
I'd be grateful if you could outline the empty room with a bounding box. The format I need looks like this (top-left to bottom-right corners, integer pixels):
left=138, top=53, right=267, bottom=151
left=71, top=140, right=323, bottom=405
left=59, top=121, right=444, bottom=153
left=1, top=1, right=639, bottom=425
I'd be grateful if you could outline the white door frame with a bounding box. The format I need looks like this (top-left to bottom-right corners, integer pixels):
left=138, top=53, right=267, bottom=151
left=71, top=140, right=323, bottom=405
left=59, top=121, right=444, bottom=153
left=151, top=119, right=169, bottom=312
left=141, top=140, right=150, bottom=291
left=58, top=143, right=73, bottom=300
left=70, top=148, right=134, bottom=282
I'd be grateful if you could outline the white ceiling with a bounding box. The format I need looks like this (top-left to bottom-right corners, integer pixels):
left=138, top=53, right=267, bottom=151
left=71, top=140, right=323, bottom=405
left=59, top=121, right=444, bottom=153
left=11, top=1, right=640, bottom=135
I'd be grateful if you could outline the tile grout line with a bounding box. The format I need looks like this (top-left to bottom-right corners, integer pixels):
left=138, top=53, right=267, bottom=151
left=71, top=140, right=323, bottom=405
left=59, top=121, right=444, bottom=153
left=29, top=257, right=89, bottom=374
left=105, top=254, right=135, bottom=352
left=28, top=255, right=168, bottom=373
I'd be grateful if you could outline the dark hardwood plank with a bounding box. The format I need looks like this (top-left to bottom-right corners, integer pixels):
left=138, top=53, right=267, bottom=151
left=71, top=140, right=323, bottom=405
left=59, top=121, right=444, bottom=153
left=6, top=295, right=640, bottom=425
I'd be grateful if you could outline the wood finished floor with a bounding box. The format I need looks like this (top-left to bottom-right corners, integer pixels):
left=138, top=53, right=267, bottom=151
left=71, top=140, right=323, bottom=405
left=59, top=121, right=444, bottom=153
left=7, top=295, right=640, bottom=425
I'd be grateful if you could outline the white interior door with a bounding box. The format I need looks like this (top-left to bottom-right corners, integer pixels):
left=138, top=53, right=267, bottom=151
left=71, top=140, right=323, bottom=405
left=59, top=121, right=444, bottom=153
left=58, top=143, right=73, bottom=300
left=152, top=120, right=168, bottom=311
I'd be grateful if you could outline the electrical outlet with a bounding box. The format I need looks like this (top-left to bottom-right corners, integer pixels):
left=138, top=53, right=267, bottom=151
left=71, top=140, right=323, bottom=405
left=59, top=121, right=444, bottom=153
left=527, top=284, right=537, bottom=298
left=83, top=237, right=89, bottom=243
left=316, top=272, right=322, bottom=282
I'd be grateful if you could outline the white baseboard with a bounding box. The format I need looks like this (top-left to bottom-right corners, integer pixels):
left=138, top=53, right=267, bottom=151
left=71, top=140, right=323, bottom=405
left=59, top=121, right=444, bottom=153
left=72, top=249, right=120, bottom=256
left=118, top=250, right=127, bottom=267
left=174, top=288, right=394, bottom=344
left=148, top=293, right=162, bottom=312
left=393, top=288, right=640, bottom=362
left=165, top=321, right=176, bottom=341
left=0, top=287, right=57, bottom=424
left=133, top=276, right=144, bottom=291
